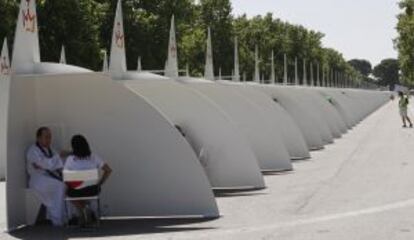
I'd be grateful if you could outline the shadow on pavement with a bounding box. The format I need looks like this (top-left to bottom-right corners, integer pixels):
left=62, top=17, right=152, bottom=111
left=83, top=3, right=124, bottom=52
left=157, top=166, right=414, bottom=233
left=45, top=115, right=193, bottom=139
left=9, top=218, right=217, bottom=240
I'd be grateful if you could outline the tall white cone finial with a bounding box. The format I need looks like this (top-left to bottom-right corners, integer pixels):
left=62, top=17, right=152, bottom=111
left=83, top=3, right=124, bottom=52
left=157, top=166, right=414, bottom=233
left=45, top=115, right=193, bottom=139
left=317, top=62, right=320, bottom=86
left=204, top=27, right=214, bottom=80
left=283, top=54, right=288, bottom=85
left=330, top=69, right=334, bottom=87
left=302, top=59, right=307, bottom=86
left=12, top=0, right=40, bottom=73
left=310, top=62, right=314, bottom=86
left=165, top=15, right=179, bottom=78
left=294, top=57, right=299, bottom=85
left=233, top=37, right=240, bottom=82
left=1, top=38, right=11, bottom=76
left=322, top=66, right=325, bottom=87
left=270, top=50, right=275, bottom=84
left=109, top=0, right=127, bottom=79
left=254, top=45, right=260, bottom=83
left=59, top=45, right=66, bottom=64
left=137, top=56, right=142, bottom=71
left=102, top=50, right=109, bottom=72
left=218, top=67, right=222, bottom=80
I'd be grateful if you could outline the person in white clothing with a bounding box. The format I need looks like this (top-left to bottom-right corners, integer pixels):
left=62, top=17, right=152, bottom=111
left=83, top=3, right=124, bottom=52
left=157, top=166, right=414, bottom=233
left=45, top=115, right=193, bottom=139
left=26, top=127, right=68, bottom=226
left=64, top=134, right=112, bottom=226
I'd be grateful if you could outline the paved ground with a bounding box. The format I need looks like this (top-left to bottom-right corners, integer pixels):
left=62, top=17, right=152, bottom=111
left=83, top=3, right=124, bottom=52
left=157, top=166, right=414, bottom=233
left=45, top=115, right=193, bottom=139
left=2, top=100, right=414, bottom=240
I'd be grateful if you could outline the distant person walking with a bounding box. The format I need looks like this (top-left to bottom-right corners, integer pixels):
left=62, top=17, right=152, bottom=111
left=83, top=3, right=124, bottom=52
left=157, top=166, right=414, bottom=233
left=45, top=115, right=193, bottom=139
left=398, top=91, right=413, bottom=128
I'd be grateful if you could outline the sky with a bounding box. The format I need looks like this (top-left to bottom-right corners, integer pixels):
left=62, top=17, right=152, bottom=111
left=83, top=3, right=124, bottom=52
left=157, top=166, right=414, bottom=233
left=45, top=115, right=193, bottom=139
left=231, top=0, right=400, bottom=66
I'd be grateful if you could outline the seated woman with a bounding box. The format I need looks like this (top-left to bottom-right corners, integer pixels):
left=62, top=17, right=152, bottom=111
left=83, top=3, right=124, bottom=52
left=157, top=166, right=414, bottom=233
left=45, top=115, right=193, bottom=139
left=64, top=135, right=112, bottom=226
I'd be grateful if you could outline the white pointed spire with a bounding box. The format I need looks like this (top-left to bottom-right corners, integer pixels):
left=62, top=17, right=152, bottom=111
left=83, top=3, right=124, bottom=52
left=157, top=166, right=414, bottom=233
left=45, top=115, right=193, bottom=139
left=310, top=62, right=314, bottom=86
left=12, top=0, right=40, bottom=73
left=1, top=38, right=11, bottom=76
left=102, top=50, right=109, bottom=72
left=322, top=66, right=325, bottom=87
left=59, top=45, right=66, bottom=64
left=254, top=45, right=260, bottom=83
left=283, top=54, right=288, bottom=85
left=204, top=27, right=214, bottom=80
left=233, top=37, right=240, bottom=82
left=330, top=69, right=334, bottom=87
left=186, top=63, right=190, bottom=77
left=109, top=0, right=127, bottom=78
left=218, top=67, right=222, bottom=80
left=317, top=62, right=320, bottom=86
left=137, top=56, right=142, bottom=71
left=302, top=59, right=307, bottom=86
left=270, top=50, right=275, bottom=84
left=165, top=15, right=179, bottom=78
left=294, top=57, right=299, bottom=85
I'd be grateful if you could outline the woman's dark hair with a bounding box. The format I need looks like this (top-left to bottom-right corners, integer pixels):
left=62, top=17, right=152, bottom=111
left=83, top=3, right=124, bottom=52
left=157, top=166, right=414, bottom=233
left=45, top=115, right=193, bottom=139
left=36, top=127, right=50, bottom=138
left=71, top=135, right=91, bottom=159
left=398, top=91, right=404, bottom=97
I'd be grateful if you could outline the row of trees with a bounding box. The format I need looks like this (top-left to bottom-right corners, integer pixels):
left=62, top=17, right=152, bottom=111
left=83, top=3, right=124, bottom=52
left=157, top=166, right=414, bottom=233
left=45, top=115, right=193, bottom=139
left=396, top=0, right=414, bottom=85
left=348, top=58, right=400, bottom=89
left=0, top=0, right=381, bottom=84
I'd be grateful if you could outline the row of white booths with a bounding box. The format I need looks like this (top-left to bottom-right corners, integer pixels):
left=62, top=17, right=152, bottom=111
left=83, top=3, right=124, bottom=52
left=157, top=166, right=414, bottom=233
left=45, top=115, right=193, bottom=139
left=0, top=0, right=390, bottom=231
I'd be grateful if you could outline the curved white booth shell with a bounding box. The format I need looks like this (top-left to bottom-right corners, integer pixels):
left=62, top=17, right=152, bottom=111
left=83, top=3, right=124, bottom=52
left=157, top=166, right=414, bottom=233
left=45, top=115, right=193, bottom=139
left=6, top=68, right=220, bottom=230
left=316, top=88, right=389, bottom=129
left=254, top=85, right=326, bottom=150
left=177, top=77, right=293, bottom=172
left=217, top=81, right=310, bottom=160
left=317, top=89, right=357, bottom=128
left=123, top=72, right=265, bottom=190
left=304, top=89, right=348, bottom=135
left=283, top=86, right=346, bottom=138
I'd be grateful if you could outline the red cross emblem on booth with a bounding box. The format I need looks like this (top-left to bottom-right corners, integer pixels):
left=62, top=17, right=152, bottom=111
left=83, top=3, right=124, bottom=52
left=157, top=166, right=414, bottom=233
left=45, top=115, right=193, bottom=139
left=0, top=57, right=10, bottom=75
left=115, top=22, right=124, bottom=48
left=22, top=0, right=36, bottom=33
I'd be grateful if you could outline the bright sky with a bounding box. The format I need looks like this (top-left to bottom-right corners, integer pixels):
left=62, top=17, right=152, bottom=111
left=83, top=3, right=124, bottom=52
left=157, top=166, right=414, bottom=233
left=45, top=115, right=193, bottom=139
left=231, top=0, right=400, bottom=66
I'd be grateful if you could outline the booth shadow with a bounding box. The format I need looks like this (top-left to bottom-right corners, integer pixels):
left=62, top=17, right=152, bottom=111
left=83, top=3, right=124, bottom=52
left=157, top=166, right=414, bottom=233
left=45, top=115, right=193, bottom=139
left=262, top=169, right=295, bottom=176
left=214, top=187, right=268, bottom=198
left=9, top=218, right=217, bottom=240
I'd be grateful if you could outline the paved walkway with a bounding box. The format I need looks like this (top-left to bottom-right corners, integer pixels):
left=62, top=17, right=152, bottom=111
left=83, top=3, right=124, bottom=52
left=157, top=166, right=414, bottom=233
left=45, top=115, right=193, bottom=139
left=2, top=100, right=414, bottom=240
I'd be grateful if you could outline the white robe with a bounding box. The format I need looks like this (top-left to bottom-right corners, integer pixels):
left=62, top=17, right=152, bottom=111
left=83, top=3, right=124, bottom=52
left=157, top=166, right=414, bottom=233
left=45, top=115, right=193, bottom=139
left=26, top=144, right=66, bottom=226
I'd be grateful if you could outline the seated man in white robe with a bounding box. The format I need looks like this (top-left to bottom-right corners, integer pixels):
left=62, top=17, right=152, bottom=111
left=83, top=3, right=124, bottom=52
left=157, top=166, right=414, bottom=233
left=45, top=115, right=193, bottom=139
left=26, top=127, right=68, bottom=226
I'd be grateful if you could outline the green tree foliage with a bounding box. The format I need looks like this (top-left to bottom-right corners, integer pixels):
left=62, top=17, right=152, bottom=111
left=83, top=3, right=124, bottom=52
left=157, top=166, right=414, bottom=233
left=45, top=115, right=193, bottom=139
left=0, top=0, right=19, bottom=53
left=396, top=0, right=414, bottom=84
left=0, top=0, right=357, bottom=82
left=373, top=58, right=400, bottom=88
left=199, top=0, right=233, bottom=76
left=348, top=59, right=372, bottom=77
left=37, top=0, right=108, bottom=70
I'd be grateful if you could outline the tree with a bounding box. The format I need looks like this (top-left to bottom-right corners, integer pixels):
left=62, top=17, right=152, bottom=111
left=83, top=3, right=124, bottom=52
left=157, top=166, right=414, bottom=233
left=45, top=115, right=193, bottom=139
left=199, top=0, right=233, bottom=76
left=348, top=59, right=372, bottom=77
left=37, top=0, right=108, bottom=70
left=0, top=0, right=360, bottom=79
left=373, top=58, right=400, bottom=88
left=396, top=0, right=414, bottom=84
left=0, top=0, right=19, bottom=54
